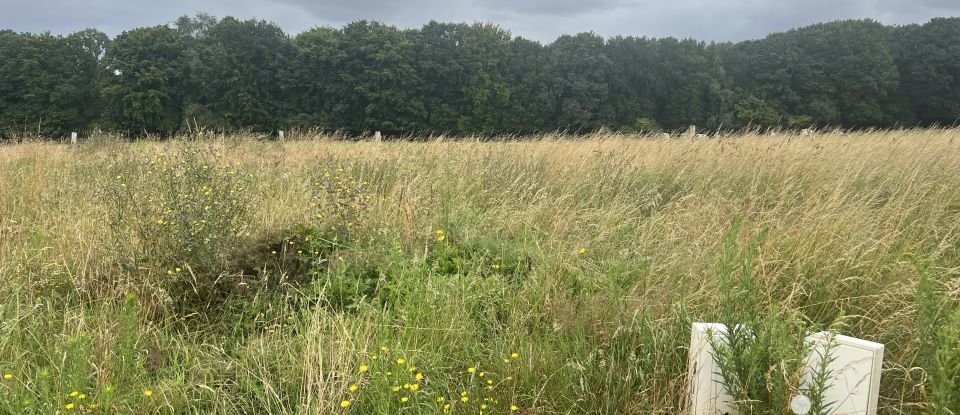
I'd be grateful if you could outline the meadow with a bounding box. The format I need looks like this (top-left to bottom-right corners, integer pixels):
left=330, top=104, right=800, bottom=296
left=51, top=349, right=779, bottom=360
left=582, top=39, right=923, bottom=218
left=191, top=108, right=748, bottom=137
left=0, top=130, right=958, bottom=414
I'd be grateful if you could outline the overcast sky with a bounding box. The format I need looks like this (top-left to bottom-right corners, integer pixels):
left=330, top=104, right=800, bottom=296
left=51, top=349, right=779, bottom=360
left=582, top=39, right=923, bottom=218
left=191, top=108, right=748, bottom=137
left=2, top=0, right=958, bottom=43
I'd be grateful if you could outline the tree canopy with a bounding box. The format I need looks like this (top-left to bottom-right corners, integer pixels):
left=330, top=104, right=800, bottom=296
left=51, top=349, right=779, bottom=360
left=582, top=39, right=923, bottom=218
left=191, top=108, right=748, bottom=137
left=1, top=16, right=959, bottom=138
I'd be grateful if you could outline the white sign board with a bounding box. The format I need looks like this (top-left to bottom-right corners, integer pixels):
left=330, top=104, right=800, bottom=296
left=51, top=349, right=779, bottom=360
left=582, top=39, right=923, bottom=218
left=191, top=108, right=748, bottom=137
left=688, top=323, right=735, bottom=415
left=803, top=332, right=883, bottom=415
left=687, top=324, right=883, bottom=415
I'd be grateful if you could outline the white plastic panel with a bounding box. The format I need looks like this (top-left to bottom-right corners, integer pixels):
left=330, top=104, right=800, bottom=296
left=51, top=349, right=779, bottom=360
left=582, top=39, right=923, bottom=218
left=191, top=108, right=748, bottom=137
left=803, top=332, right=884, bottom=415
left=688, top=323, right=735, bottom=415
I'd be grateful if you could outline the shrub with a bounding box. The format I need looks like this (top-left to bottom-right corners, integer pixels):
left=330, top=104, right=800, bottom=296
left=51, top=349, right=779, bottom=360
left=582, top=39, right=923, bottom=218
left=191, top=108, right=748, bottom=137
left=104, top=144, right=255, bottom=312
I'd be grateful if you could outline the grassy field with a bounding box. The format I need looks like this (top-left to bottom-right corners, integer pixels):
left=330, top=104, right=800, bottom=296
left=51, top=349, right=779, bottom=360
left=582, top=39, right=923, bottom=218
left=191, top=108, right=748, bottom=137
left=0, top=130, right=958, bottom=414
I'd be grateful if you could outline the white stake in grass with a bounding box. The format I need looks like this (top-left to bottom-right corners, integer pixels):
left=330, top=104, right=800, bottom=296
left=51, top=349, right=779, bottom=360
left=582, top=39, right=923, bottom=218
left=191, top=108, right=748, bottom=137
left=687, top=324, right=884, bottom=415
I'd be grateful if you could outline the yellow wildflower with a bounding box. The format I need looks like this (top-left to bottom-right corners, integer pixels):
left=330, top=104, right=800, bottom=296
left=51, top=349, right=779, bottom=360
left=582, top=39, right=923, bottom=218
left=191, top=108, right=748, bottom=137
left=511, top=405, right=519, bottom=411
left=396, top=358, right=405, bottom=365
left=69, top=391, right=79, bottom=397
left=349, top=384, right=359, bottom=392
left=2, top=373, right=11, bottom=380
left=144, top=389, right=153, bottom=397
left=401, top=397, right=409, bottom=403
left=467, top=367, right=476, bottom=374
left=65, top=403, right=75, bottom=410
left=359, top=365, right=369, bottom=373
left=415, top=373, right=423, bottom=381
left=511, top=352, right=520, bottom=359
left=340, top=400, right=351, bottom=408
left=578, top=247, right=587, bottom=255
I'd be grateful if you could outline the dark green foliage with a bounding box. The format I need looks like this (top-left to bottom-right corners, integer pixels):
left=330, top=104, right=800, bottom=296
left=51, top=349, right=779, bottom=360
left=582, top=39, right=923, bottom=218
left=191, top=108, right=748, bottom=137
left=0, top=29, right=106, bottom=137
left=2, top=16, right=959, bottom=137
left=186, top=17, right=294, bottom=131
left=100, top=26, right=188, bottom=135
left=428, top=235, right=533, bottom=283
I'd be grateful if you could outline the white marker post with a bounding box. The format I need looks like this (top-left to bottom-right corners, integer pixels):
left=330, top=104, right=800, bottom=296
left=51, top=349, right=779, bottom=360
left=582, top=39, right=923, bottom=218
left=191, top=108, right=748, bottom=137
left=278, top=130, right=284, bottom=141
left=688, top=323, right=735, bottom=415
left=374, top=130, right=382, bottom=142
left=801, top=332, right=884, bottom=415
left=70, top=132, right=78, bottom=144
left=688, top=324, right=884, bottom=415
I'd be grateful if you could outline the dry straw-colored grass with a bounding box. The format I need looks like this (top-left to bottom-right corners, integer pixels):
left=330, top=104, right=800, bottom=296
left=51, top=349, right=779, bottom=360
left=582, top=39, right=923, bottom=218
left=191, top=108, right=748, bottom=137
left=1, top=129, right=958, bottom=413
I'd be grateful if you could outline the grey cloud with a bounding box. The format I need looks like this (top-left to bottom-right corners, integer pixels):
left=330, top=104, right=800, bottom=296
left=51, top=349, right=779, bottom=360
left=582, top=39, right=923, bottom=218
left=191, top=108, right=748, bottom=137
left=472, top=0, right=635, bottom=17
left=1, top=0, right=958, bottom=43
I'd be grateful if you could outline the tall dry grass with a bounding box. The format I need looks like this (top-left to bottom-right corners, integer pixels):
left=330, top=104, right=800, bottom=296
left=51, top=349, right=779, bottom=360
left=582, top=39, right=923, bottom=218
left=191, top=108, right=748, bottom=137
left=0, top=129, right=958, bottom=414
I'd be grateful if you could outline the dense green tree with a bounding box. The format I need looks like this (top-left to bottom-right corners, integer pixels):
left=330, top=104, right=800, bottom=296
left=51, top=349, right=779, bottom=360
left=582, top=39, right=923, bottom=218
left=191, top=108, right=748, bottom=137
left=547, top=33, right=612, bottom=132
left=893, top=18, right=960, bottom=125
left=0, top=30, right=106, bottom=137
left=100, top=26, right=187, bottom=135
left=2, top=16, right=960, bottom=137
left=285, top=26, right=343, bottom=130
left=500, top=37, right=554, bottom=133
left=331, top=21, right=424, bottom=133
left=187, top=17, right=294, bottom=131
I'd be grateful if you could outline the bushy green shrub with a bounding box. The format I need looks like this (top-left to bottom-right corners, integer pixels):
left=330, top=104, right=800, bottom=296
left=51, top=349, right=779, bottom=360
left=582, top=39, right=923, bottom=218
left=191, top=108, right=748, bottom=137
left=104, top=144, right=255, bottom=311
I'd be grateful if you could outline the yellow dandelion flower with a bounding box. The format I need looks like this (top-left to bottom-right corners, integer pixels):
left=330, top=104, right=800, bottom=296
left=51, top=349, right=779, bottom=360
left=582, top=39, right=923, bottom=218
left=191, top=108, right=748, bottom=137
left=511, top=405, right=519, bottom=411
left=396, top=358, right=405, bottom=365
left=143, top=389, right=153, bottom=397
left=403, top=383, right=411, bottom=390
left=401, top=397, right=409, bottom=403
left=349, top=384, right=359, bottom=392
left=392, top=386, right=401, bottom=392
left=443, top=404, right=451, bottom=413
left=410, top=384, right=419, bottom=391
left=340, top=400, right=351, bottom=408
left=467, top=367, right=476, bottom=374
left=78, top=394, right=86, bottom=400
left=460, top=396, right=469, bottom=403
left=69, top=391, right=79, bottom=397
left=511, top=352, right=520, bottom=359
left=437, top=397, right=445, bottom=403
left=486, top=379, right=493, bottom=385
left=460, top=391, right=468, bottom=397
left=359, top=365, right=369, bottom=373
left=578, top=247, right=587, bottom=255
left=408, top=366, right=417, bottom=372
left=2, top=373, right=11, bottom=380
left=481, top=404, right=488, bottom=409
left=371, top=354, right=378, bottom=360
left=65, top=403, right=75, bottom=410
left=479, top=372, right=485, bottom=377
left=415, top=373, right=423, bottom=381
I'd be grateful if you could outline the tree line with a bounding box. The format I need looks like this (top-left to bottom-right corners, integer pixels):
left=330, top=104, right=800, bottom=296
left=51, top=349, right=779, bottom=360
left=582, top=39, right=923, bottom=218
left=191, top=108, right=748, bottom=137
left=1, top=14, right=958, bottom=138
